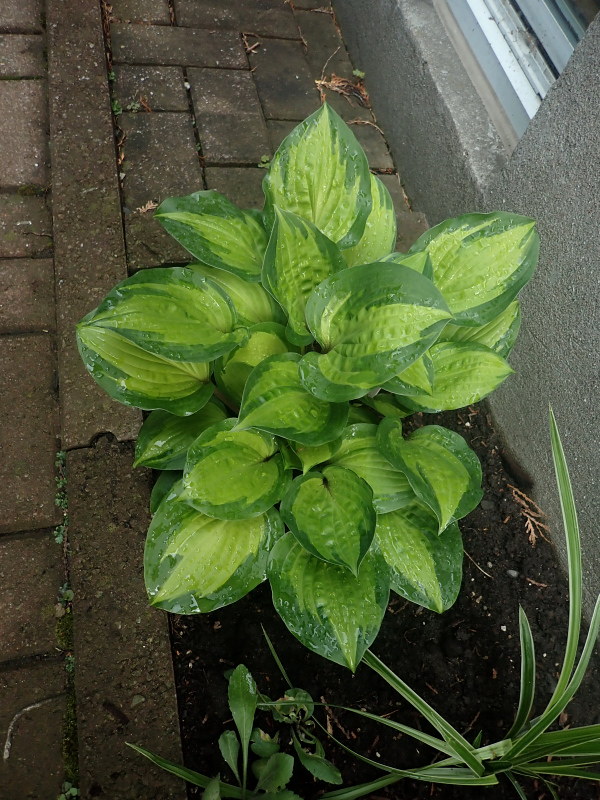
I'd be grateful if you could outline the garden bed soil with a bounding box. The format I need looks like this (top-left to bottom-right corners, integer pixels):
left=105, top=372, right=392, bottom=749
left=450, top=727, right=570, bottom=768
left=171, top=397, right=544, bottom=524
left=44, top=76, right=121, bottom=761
left=170, top=405, right=600, bottom=800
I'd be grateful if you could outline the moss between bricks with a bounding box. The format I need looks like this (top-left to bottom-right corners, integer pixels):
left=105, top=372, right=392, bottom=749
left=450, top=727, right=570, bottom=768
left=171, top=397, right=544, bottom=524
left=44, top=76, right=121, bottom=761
left=55, top=609, right=79, bottom=784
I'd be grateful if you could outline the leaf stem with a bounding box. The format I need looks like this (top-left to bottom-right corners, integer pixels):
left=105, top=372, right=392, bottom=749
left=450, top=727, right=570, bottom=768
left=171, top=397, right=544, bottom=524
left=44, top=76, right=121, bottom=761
left=213, top=387, right=240, bottom=416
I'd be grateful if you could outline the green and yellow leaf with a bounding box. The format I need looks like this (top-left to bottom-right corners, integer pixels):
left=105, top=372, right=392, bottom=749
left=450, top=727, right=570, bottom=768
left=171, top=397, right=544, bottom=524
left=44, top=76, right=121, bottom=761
left=342, top=174, right=396, bottom=267
left=440, top=300, right=521, bottom=358
left=156, top=190, right=268, bottom=281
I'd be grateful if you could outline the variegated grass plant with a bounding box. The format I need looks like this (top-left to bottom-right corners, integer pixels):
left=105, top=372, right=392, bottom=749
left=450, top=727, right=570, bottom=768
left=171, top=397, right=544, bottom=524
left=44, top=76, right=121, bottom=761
left=77, top=103, right=539, bottom=670
left=318, top=411, right=600, bottom=798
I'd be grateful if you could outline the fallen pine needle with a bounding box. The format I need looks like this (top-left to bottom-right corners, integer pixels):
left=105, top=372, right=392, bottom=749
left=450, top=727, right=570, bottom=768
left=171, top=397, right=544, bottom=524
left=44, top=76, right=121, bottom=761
left=465, top=550, right=493, bottom=579
left=526, top=577, right=548, bottom=588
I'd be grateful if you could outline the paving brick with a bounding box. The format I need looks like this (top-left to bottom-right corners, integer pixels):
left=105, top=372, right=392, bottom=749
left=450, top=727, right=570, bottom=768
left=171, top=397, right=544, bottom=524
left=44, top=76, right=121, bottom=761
left=175, top=0, right=300, bottom=39
left=0, top=34, right=45, bottom=77
left=379, top=173, right=428, bottom=252
left=0, top=533, right=64, bottom=661
left=205, top=166, right=266, bottom=209
left=250, top=38, right=319, bottom=119
left=0, top=194, right=52, bottom=258
left=113, top=65, right=188, bottom=111
left=0, top=259, right=55, bottom=333
left=188, top=68, right=270, bottom=164
left=295, top=8, right=352, bottom=78
left=0, top=81, right=48, bottom=187
left=68, top=438, right=184, bottom=799
left=0, top=660, right=65, bottom=799
left=350, top=122, right=394, bottom=170
left=0, top=335, right=61, bottom=534
left=119, top=112, right=203, bottom=268
left=0, top=0, right=44, bottom=34
left=111, top=0, right=171, bottom=24
left=111, top=23, right=246, bottom=68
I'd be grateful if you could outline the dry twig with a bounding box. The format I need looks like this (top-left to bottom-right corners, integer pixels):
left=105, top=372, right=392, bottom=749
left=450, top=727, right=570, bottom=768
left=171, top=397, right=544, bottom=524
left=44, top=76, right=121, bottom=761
left=315, top=73, right=370, bottom=107
left=509, top=484, right=550, bottom=545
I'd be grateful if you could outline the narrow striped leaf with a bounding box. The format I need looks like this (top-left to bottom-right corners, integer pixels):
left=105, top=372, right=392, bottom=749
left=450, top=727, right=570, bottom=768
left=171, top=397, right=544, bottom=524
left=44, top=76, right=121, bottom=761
left=144, top=481, right=282, bottom=613
left=134, top=400, right=228, bottom=469
left=262, top=207, right=345, bottom=345
left=375, top=502, right=463, bottom=613
left=299, top=258, right=452, bottom=402
left=440, top=300, right=521, bottom=358
left=327, top=424, right=415, bottom=513
left=77, top=326, right=214, bottom=415
left=342, top=174, right=396, bottom=267
left=78, top=267, right=247, bottom=362
left=506, top=607, right=536, bottom=739
left=268, top=534, right=390, bottom=671
left=280, top=466, right=376, bottom=574
left=400, top=342, right=513, bottom=413
left=182, top=420, right=290, bottom=520
left=409, top=212, right=538, bottom=325
left=186, top=263, right=285, bottom=326
left=383, top=354, right=435, bottom=396
left=156, top=190, right=268, bottom=281
left=238, top=353, right=348, bottom=446
left=263, top=103, right=372, bottom=248
left=378, top=419, right=482, bottom=531
left=215, top=323, right=291, bottom=405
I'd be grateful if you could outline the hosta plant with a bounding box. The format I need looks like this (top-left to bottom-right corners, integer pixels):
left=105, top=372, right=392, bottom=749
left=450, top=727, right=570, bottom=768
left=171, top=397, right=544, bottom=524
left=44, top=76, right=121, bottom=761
left=76, top=103, right=539, bottom=671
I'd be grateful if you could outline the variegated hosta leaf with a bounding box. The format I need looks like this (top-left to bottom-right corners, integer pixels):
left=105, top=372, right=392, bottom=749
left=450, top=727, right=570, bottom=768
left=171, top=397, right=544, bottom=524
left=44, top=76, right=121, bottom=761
left=293, top=439, right=342, bottom=474
left=186, top=263, right=285, bottom=326
left=409, top=212, right=539, bottom=325
left=77, top=326, right=214, bottom=415
left=380, top=250, right=434, bottom=280
left=134, top=400, right=228, bottom=470
left=77, top=267, right=247, bottom=363
left=377, top=419, right=482, bottom=532
left=440, top=300, right=521, bottom=358
left=156, top=190, right=268, bottom=281
left=268, top=533, right=390, bottom=670
left=400, top=341, right=514, bottom=413
left=237, top=353, right=348, bottom=446
left=280, top=466, right=376, bottom=574
left=262, top=207, right=346, bottom=345
left=376, top=502, right=463, bottom=613
left=215, top=323, right=291, bottom=405
left=347, top=404, right=379, bottom=424
left=299, top=257, right=452, bottom=401
left=263, top=103, right=372, bottom=248
left=182, top=420, right=290, bottom=519
left=327, top=424, right=414, bottom=513
left=383, top=353, right=434, bottom=396
left=342, top=173, right=396, bottom=267
left=150, top=470, right=182, bottom=514
left=145, top=481, right=282, bottom=613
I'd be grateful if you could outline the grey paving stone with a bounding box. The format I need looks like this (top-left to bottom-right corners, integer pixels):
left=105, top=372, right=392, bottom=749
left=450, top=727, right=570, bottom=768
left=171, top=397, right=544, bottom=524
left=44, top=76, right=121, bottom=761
left=0, top=34, right=45, bottom=77
left=111, top=23, right=246, bottom=68
left=188, top=68, right=270, bottom=164
left=379, top=173, right=428, bottom=252
left=68, top=437, right=184, bottom=799
left=0, top=80, right=48, bottom=187
left=0, top=0, right=44, bottom=34
left=175, top=0, right=300, bottom=39
left=0, top=259, right=55, bottom=333
left=250, top=38, right=319, bottom=119
left=111, top=0, right=171, bottom=24
left=349, top=121, right=394, bottom=170
left=0, top=533, right=64, bottom=661
left=0, top=335, right=61, bottom=535
left=113, top=65, right=188, bottom=111
left=119, top=112, right=203, bottom=268
left=205, top=166, right=266, bottom=209
left=0, top=194, right=52, bottom=258
left=0, top=660, right=65, bottom=800
left=294, top=7, right=352, bottom=78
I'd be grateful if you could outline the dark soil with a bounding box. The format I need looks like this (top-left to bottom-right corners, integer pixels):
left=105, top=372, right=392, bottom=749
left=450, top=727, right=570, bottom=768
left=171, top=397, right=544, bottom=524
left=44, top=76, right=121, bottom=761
left=169, top=404, right=600, bottom=800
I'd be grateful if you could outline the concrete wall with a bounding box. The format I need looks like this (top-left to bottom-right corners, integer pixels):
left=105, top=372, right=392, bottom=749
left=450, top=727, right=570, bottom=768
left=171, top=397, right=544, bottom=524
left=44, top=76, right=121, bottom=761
left=334, top=0, right=600, bottom=613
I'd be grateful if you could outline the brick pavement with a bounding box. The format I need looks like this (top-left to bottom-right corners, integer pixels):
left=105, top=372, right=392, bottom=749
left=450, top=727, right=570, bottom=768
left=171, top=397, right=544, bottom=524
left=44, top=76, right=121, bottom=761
left=1, top=1, right=427, bottom=798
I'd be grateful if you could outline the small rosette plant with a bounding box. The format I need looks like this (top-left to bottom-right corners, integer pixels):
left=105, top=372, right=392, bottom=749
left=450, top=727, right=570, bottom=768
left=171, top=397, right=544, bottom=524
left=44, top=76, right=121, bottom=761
left=77, top=103, right=539, bottom=671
